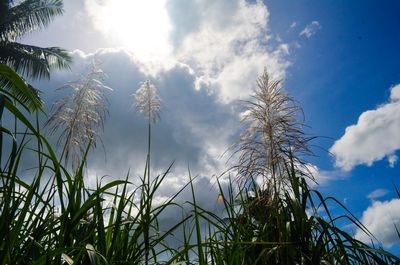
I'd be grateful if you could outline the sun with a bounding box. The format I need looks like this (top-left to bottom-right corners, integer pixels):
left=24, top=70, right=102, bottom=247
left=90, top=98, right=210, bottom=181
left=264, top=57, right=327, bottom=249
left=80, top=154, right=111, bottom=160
left=86, top=0, right=173, bottom=61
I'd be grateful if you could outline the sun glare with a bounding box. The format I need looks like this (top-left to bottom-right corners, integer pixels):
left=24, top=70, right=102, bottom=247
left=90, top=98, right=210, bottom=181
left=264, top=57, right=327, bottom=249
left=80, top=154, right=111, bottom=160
left=87, top=0, right=173, bottom=61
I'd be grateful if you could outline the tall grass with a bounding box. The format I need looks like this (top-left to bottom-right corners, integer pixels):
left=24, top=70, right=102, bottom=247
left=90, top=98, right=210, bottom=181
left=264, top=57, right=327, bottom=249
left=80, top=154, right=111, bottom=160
left=1, top=65, right=399, bottom=264
left=45, top=62, right=112, bottom=169
left=231, top=70, right=314, bottom=192
left=1, top=66, right=186, bottom=264
left=170, top=166, right=399, bottom=264
left=0, top=117, right=187, bottom=263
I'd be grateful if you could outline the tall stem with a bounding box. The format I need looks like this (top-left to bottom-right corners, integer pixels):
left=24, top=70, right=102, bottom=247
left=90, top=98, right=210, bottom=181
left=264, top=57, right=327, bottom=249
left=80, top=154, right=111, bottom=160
left=0, top=94, right=4, bottom=172
left=147, top=113, right=151, bottom=189
left=36, top=111, right=42, bottom=171
left=144, top=105, right=151, bottom=265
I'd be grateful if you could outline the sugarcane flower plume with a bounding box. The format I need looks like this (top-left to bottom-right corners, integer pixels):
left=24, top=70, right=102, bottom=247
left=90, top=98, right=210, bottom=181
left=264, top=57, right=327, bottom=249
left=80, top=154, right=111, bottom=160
left=134, top=80, right=161, bottom=123
left=233, top=69, right=314, bottom=189
left=45, top=62, right=112, bottom=169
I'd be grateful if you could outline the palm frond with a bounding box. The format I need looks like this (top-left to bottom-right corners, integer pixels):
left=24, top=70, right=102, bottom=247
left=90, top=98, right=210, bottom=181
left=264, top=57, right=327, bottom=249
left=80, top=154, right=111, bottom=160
left=0, top=41, right=71, bottom=80
left=0, top=63, right=43, bottom=112
left=0, top=0, right=64, bottom=41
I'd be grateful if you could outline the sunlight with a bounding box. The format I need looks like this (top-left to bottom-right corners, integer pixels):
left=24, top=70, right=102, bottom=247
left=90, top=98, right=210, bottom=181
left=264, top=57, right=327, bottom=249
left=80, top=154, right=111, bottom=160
left=86, top=0, right=172, bottom=61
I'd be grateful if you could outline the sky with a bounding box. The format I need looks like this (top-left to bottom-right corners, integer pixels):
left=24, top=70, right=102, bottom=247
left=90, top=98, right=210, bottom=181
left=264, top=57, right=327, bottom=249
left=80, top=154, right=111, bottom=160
left=19, top=0, right=400, bottom=251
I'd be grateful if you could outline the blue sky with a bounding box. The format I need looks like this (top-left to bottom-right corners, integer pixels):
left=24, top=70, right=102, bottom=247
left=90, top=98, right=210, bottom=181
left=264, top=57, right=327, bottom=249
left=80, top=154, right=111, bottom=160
left=271, top=0, right=400, bottom=249
left=21, top=0, right=400, bottom=250
left=267, top=0, right=400, bottom=248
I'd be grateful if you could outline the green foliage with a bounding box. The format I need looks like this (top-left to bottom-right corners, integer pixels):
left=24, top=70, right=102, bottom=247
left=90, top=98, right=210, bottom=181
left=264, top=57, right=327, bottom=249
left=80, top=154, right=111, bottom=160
left=0, top=105, right=186, bottom=264
left=174, top=169, right=399, bottom=264
left=0, top=0, right=71, bottom=80
left=0, top=64, right=43, bottom=112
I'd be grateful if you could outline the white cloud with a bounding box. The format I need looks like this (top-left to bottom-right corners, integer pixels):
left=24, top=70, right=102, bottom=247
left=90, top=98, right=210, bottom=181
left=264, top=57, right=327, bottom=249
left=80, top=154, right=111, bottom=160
left=299, top=21, right=321, bottom=38
left=330, top=84, right=400, bottom=171
left=83, top=0, right=291, bottom=104
left=388, top=154, right=398, bottom=168
left=355, top=199, right=400, bottom=247
left=84, top=0, right=173, bottom=62
left=289, top=22, right=297, bottom=29
left=390, top=84, right=400, bottom=100
left=367, top=189, right=389, bottom=200
left=305, top=164, right=345, bottom=187
left=169, top=0, right=290, bottom=103
left=306, top=164, right=330, bottom=186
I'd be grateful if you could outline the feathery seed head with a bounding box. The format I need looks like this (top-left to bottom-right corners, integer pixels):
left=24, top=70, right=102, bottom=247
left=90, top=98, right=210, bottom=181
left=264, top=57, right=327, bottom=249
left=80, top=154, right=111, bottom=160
left=233, top=69, right=314, bottom=190
left=134, top=80, right=161, bottom=123
left=45, top=62, right=112, bottom=169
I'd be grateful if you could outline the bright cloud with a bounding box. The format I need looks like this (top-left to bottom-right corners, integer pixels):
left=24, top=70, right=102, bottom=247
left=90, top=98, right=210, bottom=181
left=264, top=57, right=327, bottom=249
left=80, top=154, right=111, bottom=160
left=304, top=164, right=346, bottom=187
left=388, top=154, right=398, bottom=168
left=65, top=0, right=294, bottom=213
left=330, top=84, right=400, bottom=171
left=299, top=21, right=321, bottom=38
left=355, top=199, right=400, bottom=247
left=84, top=0, right=173, bottom=62
left=84, top=0, right=290, bottom=103
left=173, top=0, right=290, bottom=103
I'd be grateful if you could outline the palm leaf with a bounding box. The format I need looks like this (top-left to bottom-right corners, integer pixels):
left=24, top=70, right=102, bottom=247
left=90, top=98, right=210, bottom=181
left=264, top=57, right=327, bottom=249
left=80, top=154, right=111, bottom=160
left=0, top=0, right=64, bottom=41
left=0, top=41, right=71, bottom=80
left=0, top=63, right=43, bottom=112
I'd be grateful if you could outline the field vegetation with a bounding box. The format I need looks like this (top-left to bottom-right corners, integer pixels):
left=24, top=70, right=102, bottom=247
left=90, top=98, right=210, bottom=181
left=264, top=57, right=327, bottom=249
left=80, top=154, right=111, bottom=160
left=0, top=0, right=399, bottom=264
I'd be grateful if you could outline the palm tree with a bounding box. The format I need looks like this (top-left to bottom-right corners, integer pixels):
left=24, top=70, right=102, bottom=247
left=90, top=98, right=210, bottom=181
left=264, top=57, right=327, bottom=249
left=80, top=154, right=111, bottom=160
left=0, top=0, right=71, bottom=171
left=0, top=0, right=71, bottom=81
